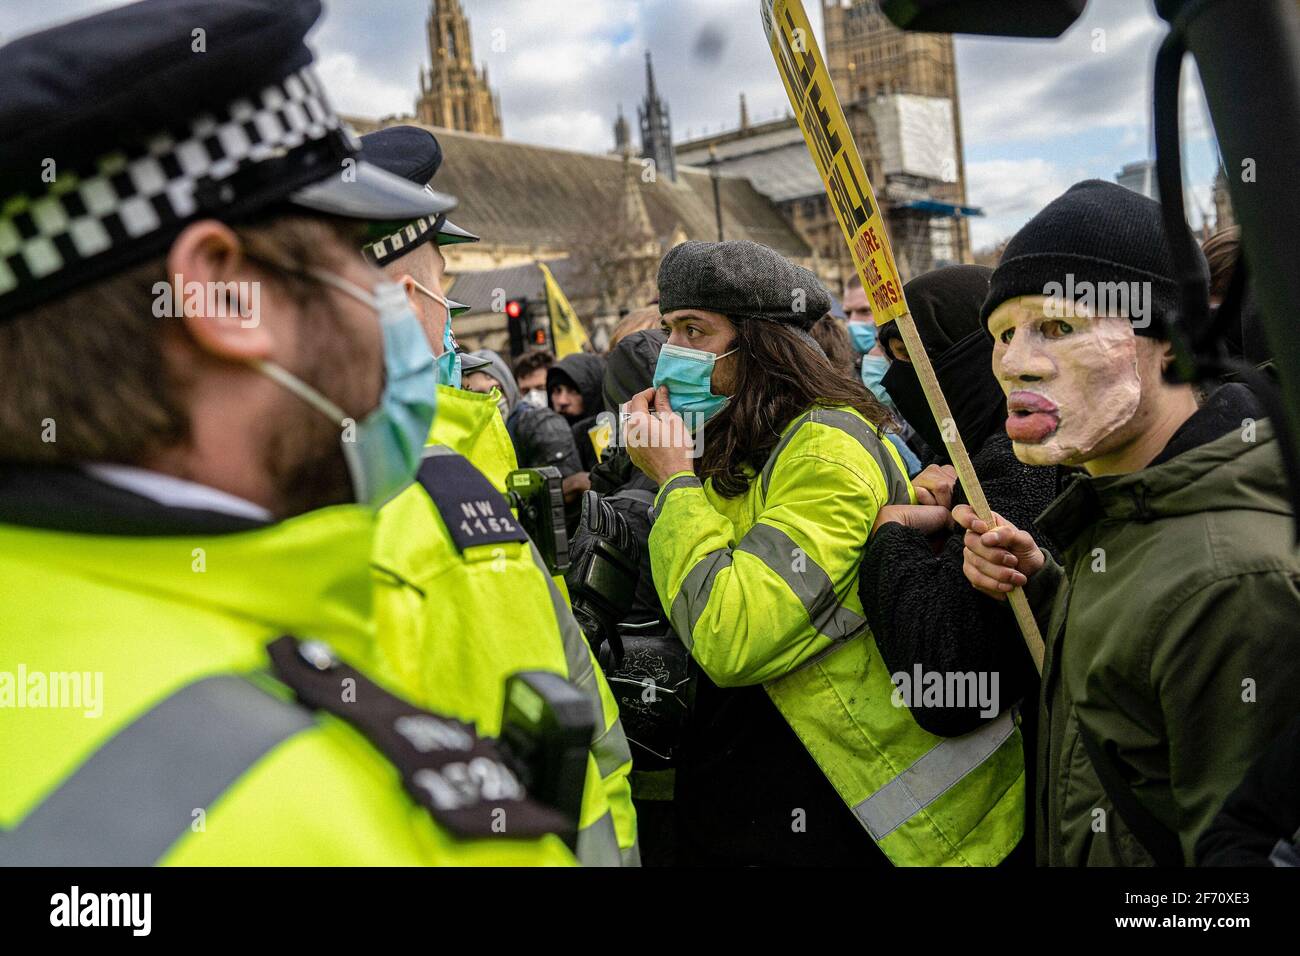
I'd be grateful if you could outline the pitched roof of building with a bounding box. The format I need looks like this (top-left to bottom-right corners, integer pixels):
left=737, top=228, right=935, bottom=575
left=676, top=117, right=825, bottom=203
left=404, top=124, right=810, bottom=257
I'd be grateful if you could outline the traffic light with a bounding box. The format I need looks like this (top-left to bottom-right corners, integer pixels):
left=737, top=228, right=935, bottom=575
left=505, top=297, right=553, bottom=358
left=506, top=297, right=529, bottom=357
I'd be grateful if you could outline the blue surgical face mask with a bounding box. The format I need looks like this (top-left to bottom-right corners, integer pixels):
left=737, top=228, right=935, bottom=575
left=252, top=273, right=437, bottom=508
left=847, top=321, right=877, bottom=355
left=411, top=279, right=461, bottom=389
left=860, top=353, right=896, bottom=412
left=652, top=342, right=737, bottom=422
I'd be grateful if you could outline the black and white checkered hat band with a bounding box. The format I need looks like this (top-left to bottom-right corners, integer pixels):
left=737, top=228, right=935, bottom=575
left=0, top=66, right=342, bottom=305
left=364, top=189, right=441, bottom=266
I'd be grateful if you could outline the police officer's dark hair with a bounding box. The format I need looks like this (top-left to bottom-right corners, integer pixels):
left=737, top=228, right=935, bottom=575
left=699, top=319, right=893, bottom=499
left=0, top=213, right=365, bottom=466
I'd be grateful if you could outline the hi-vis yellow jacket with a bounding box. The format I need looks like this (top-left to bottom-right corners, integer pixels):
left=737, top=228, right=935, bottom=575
left=0, top=502, right=573, bottom=866
left=649, top=405, right=1025, bottom=866
left=371, top=384, right=638, bottom=866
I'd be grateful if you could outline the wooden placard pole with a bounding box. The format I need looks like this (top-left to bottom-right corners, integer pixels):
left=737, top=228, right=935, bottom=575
left=761, top=0, right=1045, bottom=673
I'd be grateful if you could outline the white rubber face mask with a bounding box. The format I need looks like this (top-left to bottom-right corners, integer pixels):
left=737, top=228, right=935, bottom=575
left=992, top=307, right=1142, bottom=467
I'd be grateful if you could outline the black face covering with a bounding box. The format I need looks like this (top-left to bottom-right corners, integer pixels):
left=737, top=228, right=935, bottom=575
left=883, top=330, right=1007, bottom=464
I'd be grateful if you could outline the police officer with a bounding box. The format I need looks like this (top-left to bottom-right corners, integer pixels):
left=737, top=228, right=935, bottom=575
left=355, top=125, right=638, bottom=865
left=0, top=0, right=572, bottom=866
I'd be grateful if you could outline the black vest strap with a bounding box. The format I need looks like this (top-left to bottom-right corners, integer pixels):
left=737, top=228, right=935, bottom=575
left=266, top=636, right=570, bottom=840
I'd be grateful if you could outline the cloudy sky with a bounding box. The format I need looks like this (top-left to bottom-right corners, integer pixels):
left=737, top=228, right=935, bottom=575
left=5, top=0, right=1222, bottom=249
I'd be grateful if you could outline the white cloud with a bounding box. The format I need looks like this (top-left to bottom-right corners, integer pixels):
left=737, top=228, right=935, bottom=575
left=3, top=0, right=1225, bottom=254
left=965, top=158, right=1083, bottom=250
left=955, top=2, right=1161, bottom=150
left=315, top=50, right=413, bottom=120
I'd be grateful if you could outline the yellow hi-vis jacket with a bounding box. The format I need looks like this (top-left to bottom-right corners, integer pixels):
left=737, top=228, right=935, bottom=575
left=0, top=501, right=573, bottom=866
left=649, top=405, right=1025, bottom=866
left=371, top=384, right=638, bottom=866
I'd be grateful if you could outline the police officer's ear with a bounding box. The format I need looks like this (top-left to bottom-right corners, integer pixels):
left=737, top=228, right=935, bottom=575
left=394, top=273, right=423, bottom=315
left=166, top=220, right=275, bottom=363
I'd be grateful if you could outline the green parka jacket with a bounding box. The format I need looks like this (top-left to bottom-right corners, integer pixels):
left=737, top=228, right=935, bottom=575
left=1026, top=385, right=1300, bottom=865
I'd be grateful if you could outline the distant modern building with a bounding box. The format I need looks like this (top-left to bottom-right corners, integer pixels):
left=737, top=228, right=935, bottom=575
left=673, top=0, right=977, bottom=286
left=415, top=0, right=503, bottom=137
left=1116, top=159, right=1159, bottom=201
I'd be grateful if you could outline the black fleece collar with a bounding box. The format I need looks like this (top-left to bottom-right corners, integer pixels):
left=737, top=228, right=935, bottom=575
left=0, top=462, right=269, bottom=536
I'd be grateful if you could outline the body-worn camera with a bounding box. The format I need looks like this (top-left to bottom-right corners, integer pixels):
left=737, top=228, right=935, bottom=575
left=506, top=466, right=569, bottom=574
left=497, top=670, right=595, bottom=848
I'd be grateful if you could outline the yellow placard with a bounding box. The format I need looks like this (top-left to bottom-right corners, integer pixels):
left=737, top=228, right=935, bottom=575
left=761, top=0, right=1045, bottom=672
left=538, top=261, right=591, bottom=357
left=761, top=0, right=906, bottom=326
left=587, top=420, right=612, bottom=463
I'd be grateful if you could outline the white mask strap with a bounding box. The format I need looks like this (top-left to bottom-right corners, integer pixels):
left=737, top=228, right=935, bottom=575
left=305, top=268, right=379, bottom=310
left=409, top=278, right=451, bottom=312
left=251, top=359, right=348, bottom=426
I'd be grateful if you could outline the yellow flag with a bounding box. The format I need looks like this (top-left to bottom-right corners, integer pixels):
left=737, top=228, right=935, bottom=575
left=538, top=262, right=591, bottom=357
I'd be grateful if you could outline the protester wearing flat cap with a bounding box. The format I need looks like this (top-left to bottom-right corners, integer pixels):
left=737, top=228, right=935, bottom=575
left=0, top=0, right=573, bottom=867
left=624, top=239, right=1027, bottom=866
left=356, top=127, right=641, bottom=866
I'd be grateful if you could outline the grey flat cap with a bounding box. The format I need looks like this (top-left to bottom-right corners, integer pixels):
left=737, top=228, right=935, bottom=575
left=657, top=240, right=832, bottom=331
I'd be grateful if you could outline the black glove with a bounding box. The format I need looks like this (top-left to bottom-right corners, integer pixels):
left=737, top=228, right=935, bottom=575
left=565, top=491, right=640, bottom=670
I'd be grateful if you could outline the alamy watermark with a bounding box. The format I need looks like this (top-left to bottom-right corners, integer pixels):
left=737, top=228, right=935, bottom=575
left=1042, top=274, right=1152, bottom=329
left=0, top=665, right=103, bottom=718
left=891, top=665, right=1000, bottom=719
left=152, top=275, right=261, bottom=327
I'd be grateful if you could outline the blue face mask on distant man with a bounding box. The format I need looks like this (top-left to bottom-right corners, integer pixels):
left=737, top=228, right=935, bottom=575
left=251, top=272, right=437, bottom=508
left=847, top=321, right=876, bottom=355
left=652, top=342, right=737, bottom=422
left=860, top=353, right=896, bottom=412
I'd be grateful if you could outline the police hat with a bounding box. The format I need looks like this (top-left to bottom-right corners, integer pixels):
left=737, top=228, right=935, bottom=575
left=359, top=126, right=480, bottom=268
left=0, top=0, right=455, bottom=319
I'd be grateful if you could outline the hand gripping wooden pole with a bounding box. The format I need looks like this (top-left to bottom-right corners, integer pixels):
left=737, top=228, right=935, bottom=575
left=761, top=0, right=1045, bottom=673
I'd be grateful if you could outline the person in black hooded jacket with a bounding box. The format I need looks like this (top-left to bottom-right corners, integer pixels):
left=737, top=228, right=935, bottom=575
left=586, top=329, right=668, bottom=626
left=547, top=352, right=609, bottom=472
left=568, top=328, right=684, bottom=865
left=858, top=265, right=1067, bottom=863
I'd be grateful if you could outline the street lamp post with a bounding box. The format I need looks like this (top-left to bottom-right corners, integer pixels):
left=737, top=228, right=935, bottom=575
left=708, top=145, right=724, bottom=242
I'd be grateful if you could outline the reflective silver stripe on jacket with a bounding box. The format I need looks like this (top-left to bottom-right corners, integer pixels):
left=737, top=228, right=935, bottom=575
left=761, top=408, right=911, bottom=506
left=648, top=473, right=702, bottom=522
left=669, top=409, right=906, bottom=647
left=532, top=542, right=638, bottom=865
left=575, top=809, right=621, bottom=867
left=852, top=709, right=1017, bottom=841
left=668, top=548, right=733, bottom=649
left=737, top=523, right=867, bottom=642
left=0, top=675, right=314, bottom=866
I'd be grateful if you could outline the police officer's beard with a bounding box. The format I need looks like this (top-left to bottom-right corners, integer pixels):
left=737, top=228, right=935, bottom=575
left=262, top=323, right=374, bottom=518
